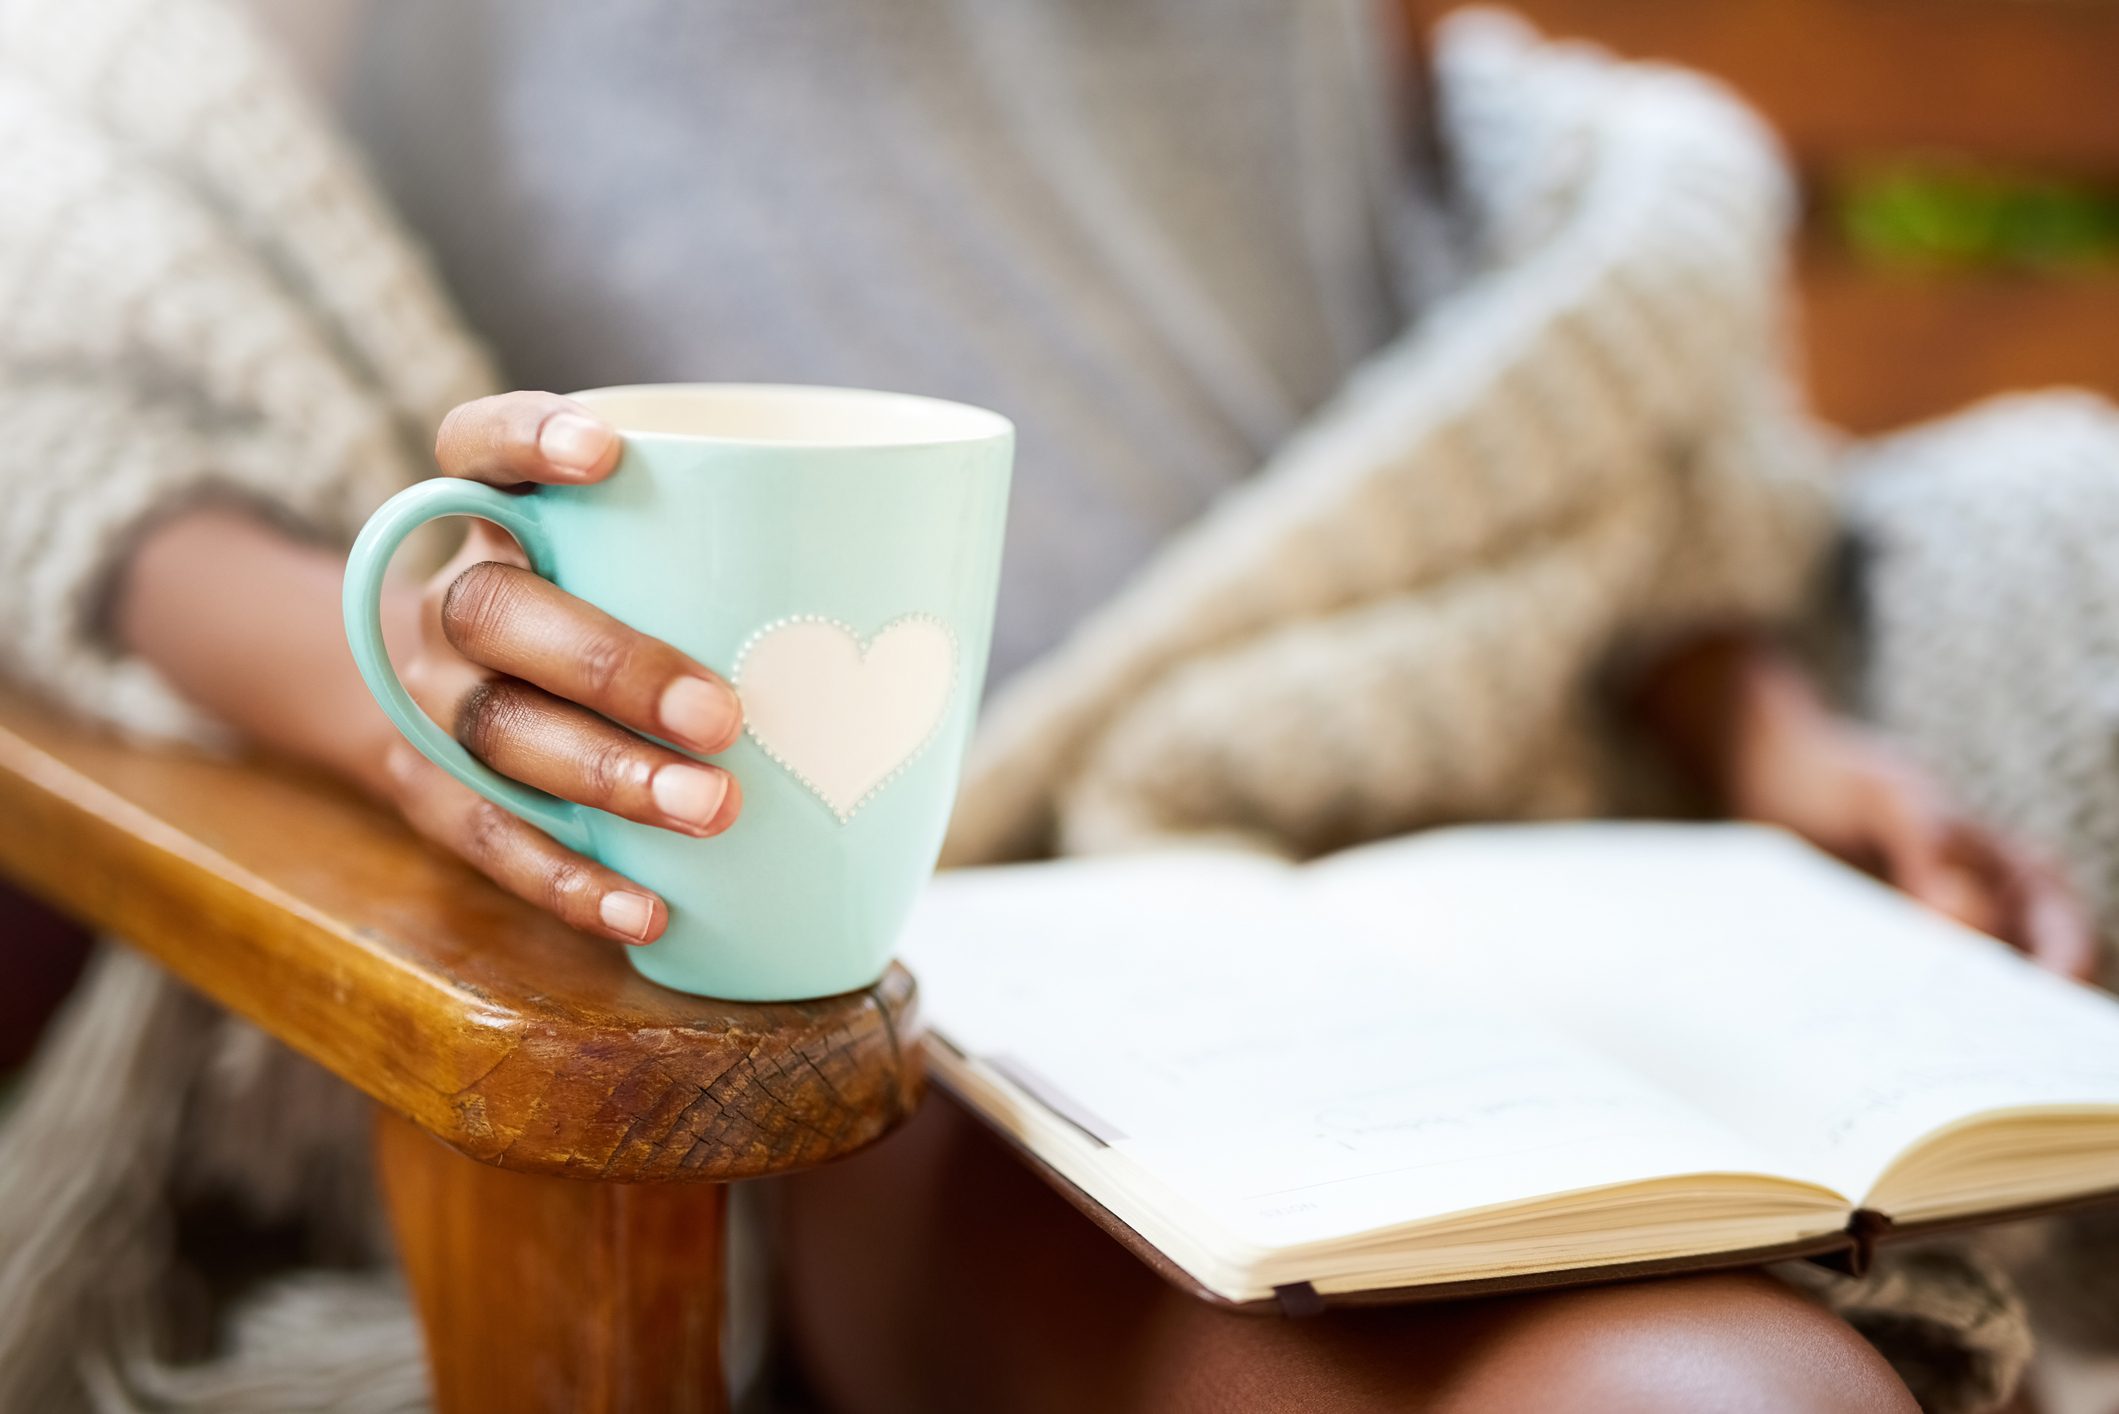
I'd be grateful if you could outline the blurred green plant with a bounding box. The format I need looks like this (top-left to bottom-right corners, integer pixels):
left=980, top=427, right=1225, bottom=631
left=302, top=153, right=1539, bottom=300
left=1831, top=160, right=2119, bottom=272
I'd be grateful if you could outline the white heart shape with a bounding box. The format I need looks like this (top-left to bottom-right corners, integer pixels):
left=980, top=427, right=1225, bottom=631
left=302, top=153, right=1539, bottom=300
left=733, top=615, right=957, bottom=821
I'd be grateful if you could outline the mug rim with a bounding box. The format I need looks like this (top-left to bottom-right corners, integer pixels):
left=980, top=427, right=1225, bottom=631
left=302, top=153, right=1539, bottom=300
left=569, top=382, right=1015, bottom=452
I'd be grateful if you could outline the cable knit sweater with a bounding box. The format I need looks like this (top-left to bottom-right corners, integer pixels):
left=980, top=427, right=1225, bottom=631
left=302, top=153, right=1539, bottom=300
left=0, top=0, right=492, bottom=742
left=5, top=2, right=2117, bottom=1411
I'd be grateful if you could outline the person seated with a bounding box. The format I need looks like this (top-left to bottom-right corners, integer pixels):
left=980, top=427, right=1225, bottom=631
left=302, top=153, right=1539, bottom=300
left=2, top=2, right=2112, bottom=1411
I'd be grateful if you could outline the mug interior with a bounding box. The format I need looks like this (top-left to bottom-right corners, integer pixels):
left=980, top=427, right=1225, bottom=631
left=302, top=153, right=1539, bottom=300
left=571, top=384, right=1012, bottom=449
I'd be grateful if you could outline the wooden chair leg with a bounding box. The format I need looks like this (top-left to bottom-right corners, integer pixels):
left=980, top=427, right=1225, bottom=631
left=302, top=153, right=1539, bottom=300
left=374, top=1109, right=729, bottom=1414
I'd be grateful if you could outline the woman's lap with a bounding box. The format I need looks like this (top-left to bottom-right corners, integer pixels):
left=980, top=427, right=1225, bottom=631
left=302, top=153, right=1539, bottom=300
left=774, top=1093, right=1916, bottom=1414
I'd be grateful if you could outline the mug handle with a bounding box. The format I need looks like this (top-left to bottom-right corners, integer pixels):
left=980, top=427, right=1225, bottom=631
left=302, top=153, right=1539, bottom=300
left=342, top=479, right=592, bottom=853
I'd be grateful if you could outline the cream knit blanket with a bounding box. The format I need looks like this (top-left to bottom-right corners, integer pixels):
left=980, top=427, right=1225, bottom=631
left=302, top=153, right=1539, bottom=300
left=3, top=1, right=2104, bottom=1410
left=947, top=11, right=1837, bottom=863
left=0, top=0, right=491, bottom=743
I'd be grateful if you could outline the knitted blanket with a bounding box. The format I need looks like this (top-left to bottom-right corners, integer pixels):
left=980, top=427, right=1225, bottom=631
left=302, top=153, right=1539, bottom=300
left=946, top=11, right=1838, bottom=864
left=0, top=0, right=486, bottom=1408
left=4, top=2, right=2112, bottom=1410
left=0, top=0, right=491, bottom=743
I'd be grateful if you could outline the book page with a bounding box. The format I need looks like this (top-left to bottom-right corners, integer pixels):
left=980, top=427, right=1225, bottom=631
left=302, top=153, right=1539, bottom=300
left=1314, top=824, right=2119, bottom=1202
left=905, top=851, right=1830, bottom=1253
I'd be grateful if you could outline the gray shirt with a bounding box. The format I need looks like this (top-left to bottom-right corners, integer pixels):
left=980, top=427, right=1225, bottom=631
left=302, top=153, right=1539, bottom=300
left=342, top=0, right=1423, bottom=680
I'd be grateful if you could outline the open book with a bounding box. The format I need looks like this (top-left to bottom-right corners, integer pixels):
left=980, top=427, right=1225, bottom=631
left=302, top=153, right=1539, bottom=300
left=901, top=824, right=2119, bottom=1308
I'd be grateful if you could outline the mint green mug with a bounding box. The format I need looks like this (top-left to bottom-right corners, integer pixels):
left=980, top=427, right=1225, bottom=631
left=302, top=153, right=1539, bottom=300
left=344, top=384, right=1012, bottom=1000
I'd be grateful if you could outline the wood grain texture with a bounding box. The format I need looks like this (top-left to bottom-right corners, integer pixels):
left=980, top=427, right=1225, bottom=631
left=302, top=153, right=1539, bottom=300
left=376, top=1109, right=730, bottom=1414
left=1799, top=253, right=2119, bottom=434
left=0, top=689, right=923, bottom=1180
left=1406, top=0, right=2119, bottom=178
left=1403, top=0, right=2119, bottom=431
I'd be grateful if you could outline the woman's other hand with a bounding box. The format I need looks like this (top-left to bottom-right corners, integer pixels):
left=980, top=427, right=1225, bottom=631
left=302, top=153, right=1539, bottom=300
left=1727, top=711, right=2097, bottom=980
left=1633, top=632, right=2099, bottom=981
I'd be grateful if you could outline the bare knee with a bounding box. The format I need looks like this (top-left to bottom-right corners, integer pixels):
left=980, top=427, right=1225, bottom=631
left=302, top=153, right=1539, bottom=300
left=1434, top=1274, right=1918, bottom=1414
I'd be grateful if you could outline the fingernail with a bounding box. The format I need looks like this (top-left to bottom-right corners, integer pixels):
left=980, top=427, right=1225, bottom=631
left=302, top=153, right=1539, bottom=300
left=599, top=890, right=657, bottom=942
left=660, top=677, right=741, bottom=752
left=539, top=412, right=616, bottom=475
left=652, top=763, right=728, bottom=830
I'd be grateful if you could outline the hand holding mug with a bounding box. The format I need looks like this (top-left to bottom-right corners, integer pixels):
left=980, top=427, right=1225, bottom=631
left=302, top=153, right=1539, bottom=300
left=373, top=391, right=744, bottom=949
left=348, top=384, right=1013, bottom=1000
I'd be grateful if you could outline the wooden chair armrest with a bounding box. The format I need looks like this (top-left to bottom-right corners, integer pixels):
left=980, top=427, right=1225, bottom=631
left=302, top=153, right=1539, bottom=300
left=0, top=689, right=922, bottom=1182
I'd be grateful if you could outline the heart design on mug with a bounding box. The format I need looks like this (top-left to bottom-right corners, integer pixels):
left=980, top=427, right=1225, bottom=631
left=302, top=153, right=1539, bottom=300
left=733, top=614, right=957, bottom=822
